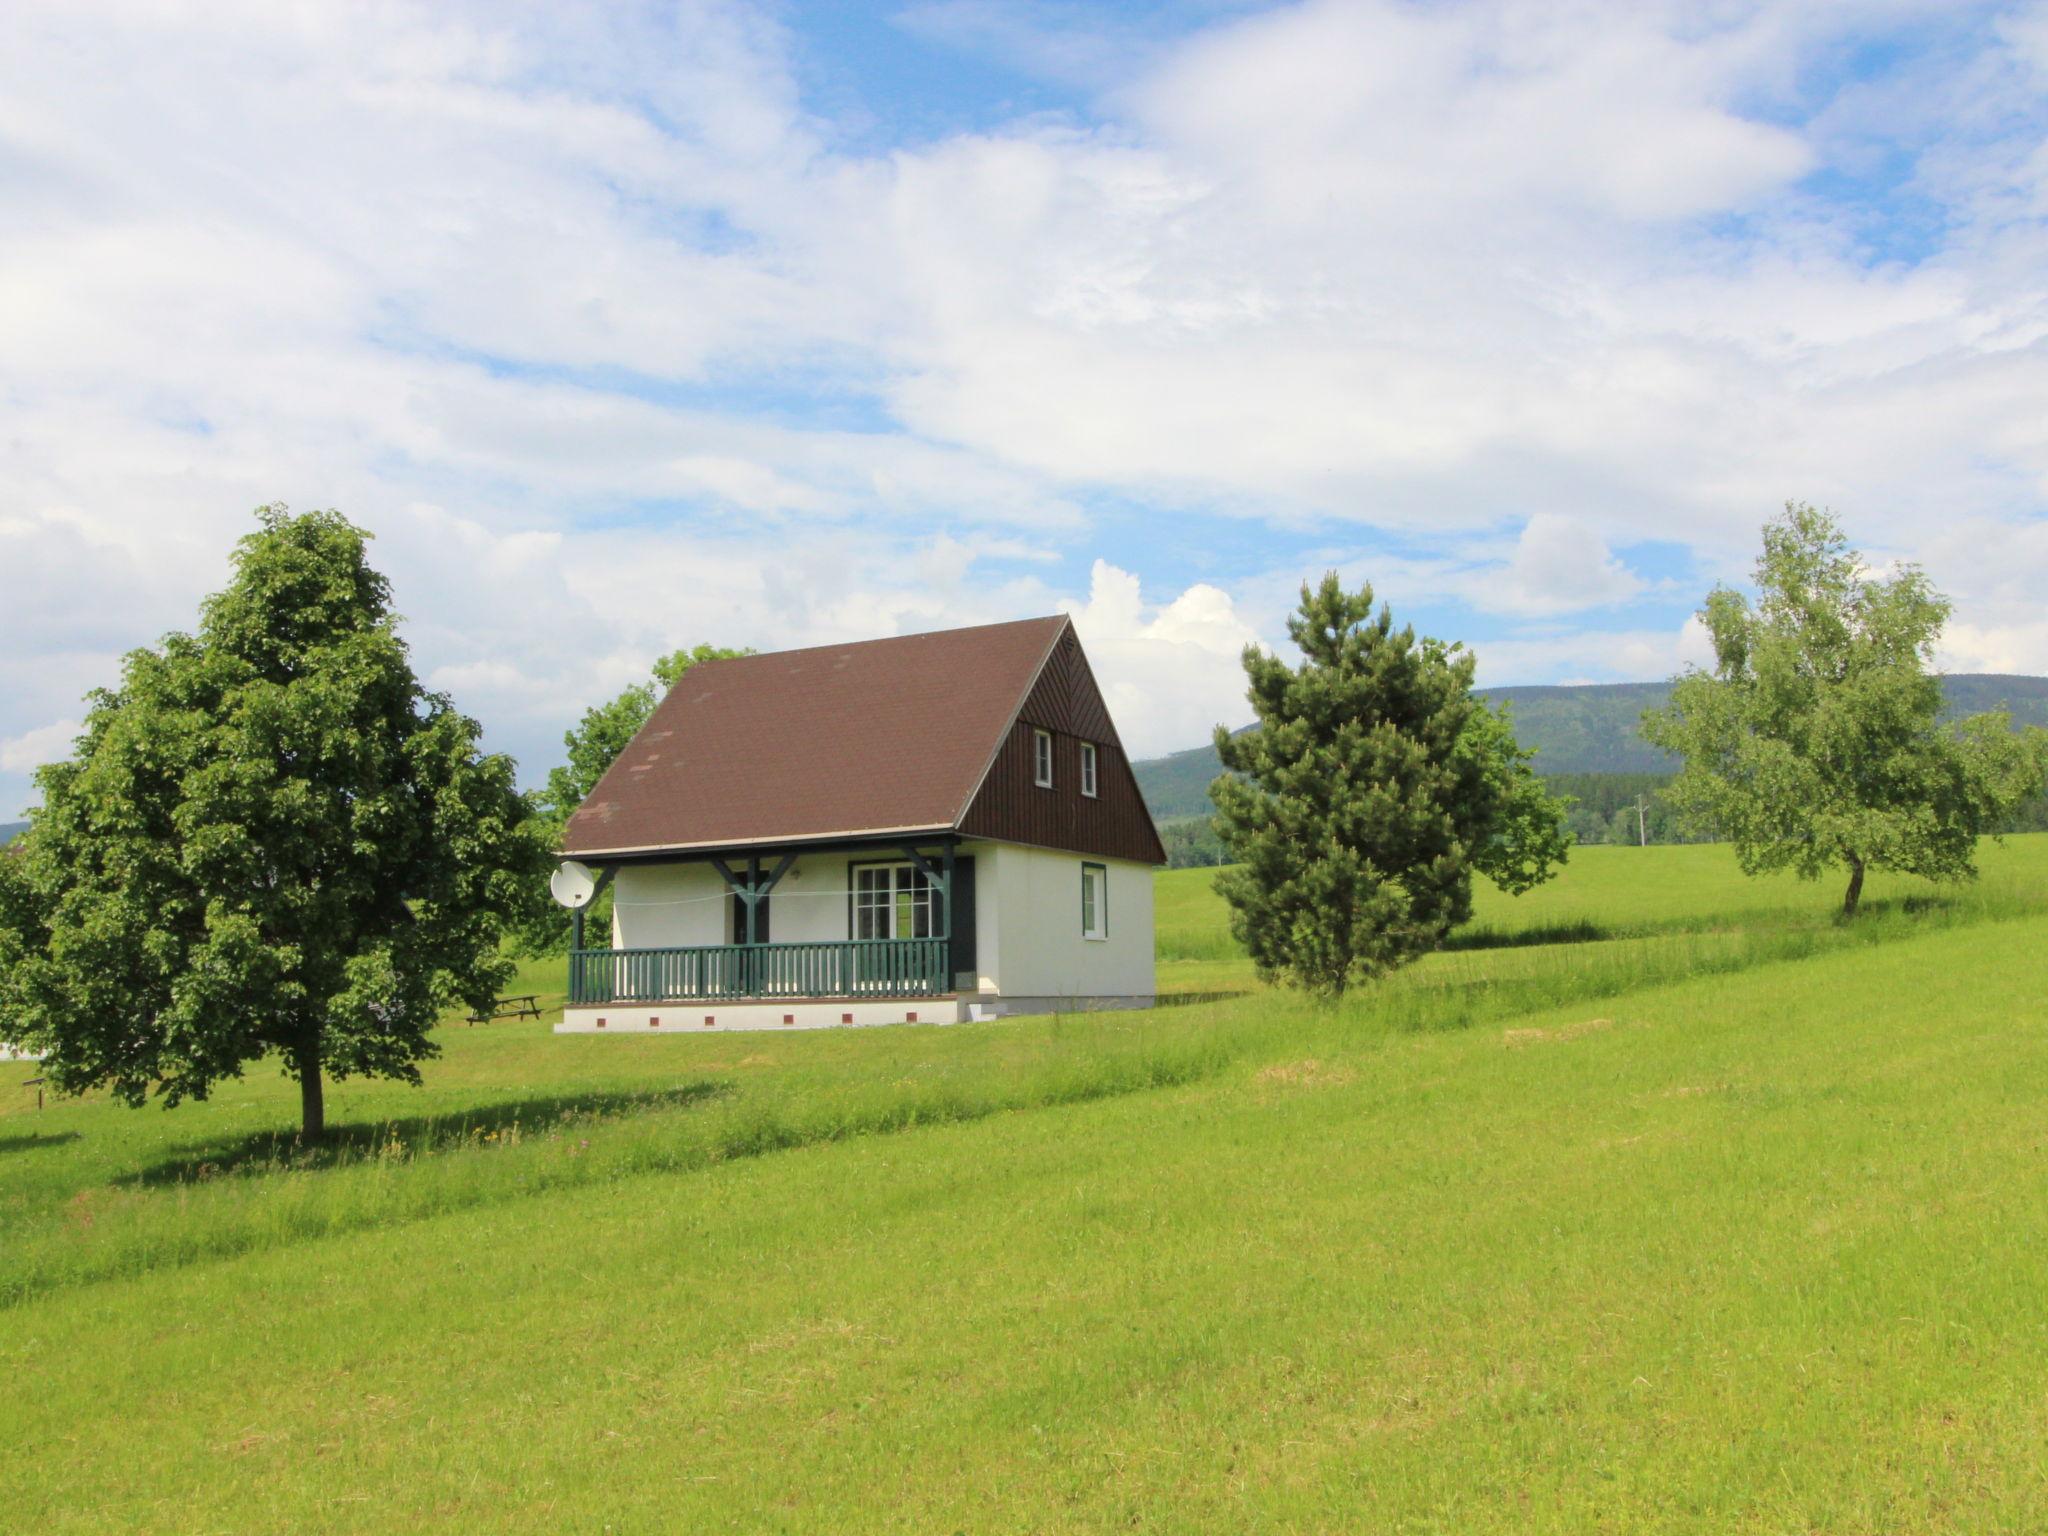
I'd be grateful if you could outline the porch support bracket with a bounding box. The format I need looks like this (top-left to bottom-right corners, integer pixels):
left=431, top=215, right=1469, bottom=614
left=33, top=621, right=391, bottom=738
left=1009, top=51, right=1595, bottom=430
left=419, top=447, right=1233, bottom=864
left=896, top=838, right=955, bottom=944
left=710, top=852, right=800, bottom=944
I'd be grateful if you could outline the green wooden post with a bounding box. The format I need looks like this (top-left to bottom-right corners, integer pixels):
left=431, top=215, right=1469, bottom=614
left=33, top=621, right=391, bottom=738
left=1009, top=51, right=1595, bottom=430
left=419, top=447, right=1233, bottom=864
left=940, top=840, right=954, bottom=942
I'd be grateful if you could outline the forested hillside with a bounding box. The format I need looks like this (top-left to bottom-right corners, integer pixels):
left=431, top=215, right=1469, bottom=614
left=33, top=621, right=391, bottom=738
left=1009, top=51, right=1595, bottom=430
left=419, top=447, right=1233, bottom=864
left=1136, top=674, right=2048, bottom=820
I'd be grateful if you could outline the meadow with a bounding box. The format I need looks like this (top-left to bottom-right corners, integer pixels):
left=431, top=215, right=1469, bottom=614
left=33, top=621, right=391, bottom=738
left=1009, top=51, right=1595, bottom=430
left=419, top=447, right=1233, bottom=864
left=6, top=841, right=2048, bottom=1532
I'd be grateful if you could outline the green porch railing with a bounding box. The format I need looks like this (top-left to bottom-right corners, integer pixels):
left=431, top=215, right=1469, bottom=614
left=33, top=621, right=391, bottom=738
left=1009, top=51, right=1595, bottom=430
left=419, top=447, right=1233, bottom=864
left=568, top=938, right=951, bottom=1005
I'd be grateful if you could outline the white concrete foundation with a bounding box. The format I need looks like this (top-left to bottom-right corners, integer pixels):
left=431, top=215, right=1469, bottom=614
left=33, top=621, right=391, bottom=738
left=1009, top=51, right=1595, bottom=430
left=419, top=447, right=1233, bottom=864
left=968, top=994, right=1156, bottom=1020
left=557, top=997, right=969, bottom=1033
left=555, top=991, right=1160, bottom=1034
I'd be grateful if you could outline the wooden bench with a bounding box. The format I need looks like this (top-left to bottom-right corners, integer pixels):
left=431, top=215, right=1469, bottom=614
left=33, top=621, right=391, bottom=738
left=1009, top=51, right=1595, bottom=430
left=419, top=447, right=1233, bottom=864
left=468, top=994, right=543, bottom=1026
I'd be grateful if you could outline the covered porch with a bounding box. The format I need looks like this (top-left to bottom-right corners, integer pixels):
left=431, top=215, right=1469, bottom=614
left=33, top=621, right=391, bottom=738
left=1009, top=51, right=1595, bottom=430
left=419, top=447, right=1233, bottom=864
left=562, top=835, right=971, bottom=1010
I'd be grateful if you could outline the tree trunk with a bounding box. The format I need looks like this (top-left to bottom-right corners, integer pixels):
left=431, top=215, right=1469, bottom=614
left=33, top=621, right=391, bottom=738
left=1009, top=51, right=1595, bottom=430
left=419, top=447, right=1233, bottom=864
left=1842, top=854, right=1866, bottom=918
left=296, top=1039, right=326, bottom=1143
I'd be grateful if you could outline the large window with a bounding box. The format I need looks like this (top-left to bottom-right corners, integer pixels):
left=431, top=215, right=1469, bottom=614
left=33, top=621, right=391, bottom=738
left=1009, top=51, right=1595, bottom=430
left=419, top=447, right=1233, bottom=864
left=1033, top=727, right=1054, bottom=788
left=852, top=863, right=934, bottom=940
left=1080, top=741, right=1098, bottom=798
left=1081, top=862, right=1108, bottom=940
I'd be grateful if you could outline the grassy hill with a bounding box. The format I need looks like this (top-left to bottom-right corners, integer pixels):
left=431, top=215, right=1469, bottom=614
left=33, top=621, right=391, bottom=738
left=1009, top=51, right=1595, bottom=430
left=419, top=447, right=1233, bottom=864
left=8, top=841, right=2048, bottom=1529
left=1135, top=673, right=2048, bottom=817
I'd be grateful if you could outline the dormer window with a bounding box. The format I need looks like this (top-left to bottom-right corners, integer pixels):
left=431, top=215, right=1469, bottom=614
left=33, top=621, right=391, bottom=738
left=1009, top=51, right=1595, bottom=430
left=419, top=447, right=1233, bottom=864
left=1033, top=728, right=1054, bottom=788
left=1080, top=741, right=1098, bottom=798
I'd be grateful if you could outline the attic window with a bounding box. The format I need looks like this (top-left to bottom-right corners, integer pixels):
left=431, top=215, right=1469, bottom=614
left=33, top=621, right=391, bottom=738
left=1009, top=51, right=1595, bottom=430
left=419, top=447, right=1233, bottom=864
left=1080, top=741, right=1098, bottom=798
left=1033, top=728, right=1054, bottom=789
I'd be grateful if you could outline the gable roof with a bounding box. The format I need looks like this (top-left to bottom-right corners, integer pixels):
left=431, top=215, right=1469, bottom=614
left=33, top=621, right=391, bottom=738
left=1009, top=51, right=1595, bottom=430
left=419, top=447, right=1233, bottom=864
left=562, top=615, right=1111, bottom=859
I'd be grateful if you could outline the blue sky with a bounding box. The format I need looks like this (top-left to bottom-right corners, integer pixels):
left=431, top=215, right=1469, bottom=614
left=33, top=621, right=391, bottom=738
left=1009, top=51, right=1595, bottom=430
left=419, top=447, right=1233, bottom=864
left=4, top=0, right=2048, bottom=812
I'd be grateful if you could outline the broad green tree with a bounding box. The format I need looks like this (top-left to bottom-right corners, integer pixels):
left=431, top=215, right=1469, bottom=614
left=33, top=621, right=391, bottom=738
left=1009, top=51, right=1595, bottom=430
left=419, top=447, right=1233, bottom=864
left=1210, top=573, right=1569, bottom=997
left=537, top=643, right=752, bottom=835
left=0, top=507, right=549, bottom=1140
left=1642, top=503, right=2048, bottom=914
left=519, top=642, right=752, bottom=954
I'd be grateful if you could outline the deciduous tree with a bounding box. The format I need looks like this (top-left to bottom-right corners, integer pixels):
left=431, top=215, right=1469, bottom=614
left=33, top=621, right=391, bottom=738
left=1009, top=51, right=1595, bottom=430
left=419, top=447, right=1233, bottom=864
left=520, top=642, right=752, bottom=953
left=1642, top=503, right=2048, bottom=915
left=0, top=507, right=549, bottom=1140
left=1210, top=573, right=1568, bottom=997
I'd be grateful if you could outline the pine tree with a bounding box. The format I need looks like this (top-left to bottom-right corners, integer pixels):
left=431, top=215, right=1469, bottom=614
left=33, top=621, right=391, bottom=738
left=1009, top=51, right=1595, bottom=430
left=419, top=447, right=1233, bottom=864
left=1211, top=574, right=1568, bottom=997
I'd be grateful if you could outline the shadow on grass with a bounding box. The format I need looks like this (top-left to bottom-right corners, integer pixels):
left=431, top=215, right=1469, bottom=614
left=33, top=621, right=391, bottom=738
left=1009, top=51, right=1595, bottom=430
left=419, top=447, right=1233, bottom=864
left=0, top=1130, right=81, bottom=1157
left=1444, top=919, right=1612, bottom=952
left=1156, top=989, right=1252, bottom=1008
left=122, top=1082, right=731, bottom=1189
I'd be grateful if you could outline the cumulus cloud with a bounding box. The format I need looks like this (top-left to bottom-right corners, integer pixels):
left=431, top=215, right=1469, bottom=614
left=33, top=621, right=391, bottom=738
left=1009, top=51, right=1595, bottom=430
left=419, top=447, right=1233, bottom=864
left=1498, top=516, right=1645, bottom=616
left=0, top=720, right=81, bottom=776
left=1061, top=561, right=1262, bottom=754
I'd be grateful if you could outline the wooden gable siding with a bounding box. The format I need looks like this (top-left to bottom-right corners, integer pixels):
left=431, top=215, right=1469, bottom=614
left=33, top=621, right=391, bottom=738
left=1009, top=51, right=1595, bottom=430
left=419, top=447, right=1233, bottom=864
left=959, top=625, right=1167, bottom=865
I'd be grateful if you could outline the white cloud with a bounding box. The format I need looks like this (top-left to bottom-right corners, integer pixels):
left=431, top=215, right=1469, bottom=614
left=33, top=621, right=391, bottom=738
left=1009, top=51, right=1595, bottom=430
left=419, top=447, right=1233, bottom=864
left=1938, top=620, right=2048, bottom=676
left=1060, top=560, right=1262, bottom=755
left=1, top=720, right=81, bottom=775
left=1472, top=619, right=1707, bottom=690
left=1498, top=515, right=1644, bottom=616
left=2, top=0, right=2047, bottom=810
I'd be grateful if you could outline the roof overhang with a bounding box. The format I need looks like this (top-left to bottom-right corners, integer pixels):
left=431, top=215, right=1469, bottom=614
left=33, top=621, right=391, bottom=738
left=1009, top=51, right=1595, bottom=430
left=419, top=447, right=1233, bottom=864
left=561, top=825, right=959, bottom=866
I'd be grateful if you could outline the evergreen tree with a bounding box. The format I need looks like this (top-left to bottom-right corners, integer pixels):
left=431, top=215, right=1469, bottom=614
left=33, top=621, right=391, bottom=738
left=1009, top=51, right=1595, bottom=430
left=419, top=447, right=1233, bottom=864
left=1643, top=503, right=2048, bottom=914
left=1211, top=574, right=1568, bottom=997
left=0, top=507, right=548, bottom=1140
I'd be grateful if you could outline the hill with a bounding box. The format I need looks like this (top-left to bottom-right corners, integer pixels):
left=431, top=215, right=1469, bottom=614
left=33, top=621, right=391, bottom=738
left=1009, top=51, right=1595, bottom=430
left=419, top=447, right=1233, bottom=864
left=8, top=842, right=2048, bottom=1529
left=1134, top=673, right=2048, bottom=818
left=0, top=822, right=25, bottom=846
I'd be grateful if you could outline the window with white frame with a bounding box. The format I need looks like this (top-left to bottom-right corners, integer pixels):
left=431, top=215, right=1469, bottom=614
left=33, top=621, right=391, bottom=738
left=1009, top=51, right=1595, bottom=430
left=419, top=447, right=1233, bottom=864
left=1081, top=862, right=1108, bottom=940
left=1080, top=740, right=1098, bottom=798
left=1033, top=727, right=1054, bottom=788
left=852, top=863, right=934, bottom=940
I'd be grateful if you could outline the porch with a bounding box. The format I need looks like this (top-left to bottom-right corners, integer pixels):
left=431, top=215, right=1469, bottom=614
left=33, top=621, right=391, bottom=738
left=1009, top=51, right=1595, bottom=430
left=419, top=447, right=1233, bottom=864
left=561, top=833, right=973, bottom=1013
left=567, top=936, right=952, bottom=1005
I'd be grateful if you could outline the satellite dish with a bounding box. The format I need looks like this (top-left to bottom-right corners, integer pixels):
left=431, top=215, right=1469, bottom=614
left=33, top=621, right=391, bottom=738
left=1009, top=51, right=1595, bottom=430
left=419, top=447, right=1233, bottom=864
left=550, top=859, right=598, bottom=910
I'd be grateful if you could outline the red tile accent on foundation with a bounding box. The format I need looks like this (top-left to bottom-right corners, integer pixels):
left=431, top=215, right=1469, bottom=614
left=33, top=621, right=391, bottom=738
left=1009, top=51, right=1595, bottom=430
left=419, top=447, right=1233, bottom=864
left=649, top=1017, right=659, bottom=1028
left=703, top=1015, right=716, bottom=1027
left=906, top=1012, right=918, bottom=1023
left=595, top=1018, right=607, bottom=1029
left=783, top=1014, right=794, bottom=1025
left=841, top=1012, right=853, bottom=1024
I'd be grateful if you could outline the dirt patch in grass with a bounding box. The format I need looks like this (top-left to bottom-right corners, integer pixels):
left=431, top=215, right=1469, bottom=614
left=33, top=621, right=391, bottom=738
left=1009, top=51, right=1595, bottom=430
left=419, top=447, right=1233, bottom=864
left=1503, top=1018, right=1613, bottom=1048
left=1256, top=1059, right=1357, bottom=1088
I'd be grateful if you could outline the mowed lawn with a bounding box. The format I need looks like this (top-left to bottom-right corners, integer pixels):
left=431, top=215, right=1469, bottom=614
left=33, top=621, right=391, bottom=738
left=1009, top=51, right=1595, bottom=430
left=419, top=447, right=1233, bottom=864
left=7, top=842, right=2048, bottom=1532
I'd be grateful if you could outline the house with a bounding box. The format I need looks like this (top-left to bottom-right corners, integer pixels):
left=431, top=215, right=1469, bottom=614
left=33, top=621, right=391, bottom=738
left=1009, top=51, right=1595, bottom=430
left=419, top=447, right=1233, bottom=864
left=554, top=615, right=1166, bottom=1032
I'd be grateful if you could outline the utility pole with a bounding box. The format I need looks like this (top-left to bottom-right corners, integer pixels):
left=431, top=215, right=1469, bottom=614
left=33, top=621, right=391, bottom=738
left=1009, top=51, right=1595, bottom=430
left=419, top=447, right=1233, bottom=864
left=1636, top=795, right=1648, bottom=847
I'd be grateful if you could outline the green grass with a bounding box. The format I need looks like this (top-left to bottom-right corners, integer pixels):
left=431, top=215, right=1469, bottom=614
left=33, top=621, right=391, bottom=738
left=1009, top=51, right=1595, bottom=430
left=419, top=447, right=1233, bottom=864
left=7, top=840, right=2048, bottom=1531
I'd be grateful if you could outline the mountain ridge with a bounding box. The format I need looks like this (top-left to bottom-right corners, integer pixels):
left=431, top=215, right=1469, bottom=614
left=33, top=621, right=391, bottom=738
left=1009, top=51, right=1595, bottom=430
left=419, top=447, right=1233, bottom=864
left=1133, top=673, right=2048, bottom=821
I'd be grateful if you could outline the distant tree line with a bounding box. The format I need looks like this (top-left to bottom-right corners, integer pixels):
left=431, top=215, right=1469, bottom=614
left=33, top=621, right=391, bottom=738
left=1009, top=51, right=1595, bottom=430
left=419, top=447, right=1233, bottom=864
left=1157, top=771, right=1697, bottom=867
left=1158, top=767, right=2048, bottom=867
left=1547, top=773, right=1701, bottom=847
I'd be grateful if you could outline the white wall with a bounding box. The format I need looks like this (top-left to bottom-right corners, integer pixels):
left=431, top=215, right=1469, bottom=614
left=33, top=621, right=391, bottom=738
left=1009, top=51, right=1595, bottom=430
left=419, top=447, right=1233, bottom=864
left=611, top=855, right=871, bottom=949
left=606, top=841, right=1156, bottom=1005
left=976, top=843, right=1155, bottom=1003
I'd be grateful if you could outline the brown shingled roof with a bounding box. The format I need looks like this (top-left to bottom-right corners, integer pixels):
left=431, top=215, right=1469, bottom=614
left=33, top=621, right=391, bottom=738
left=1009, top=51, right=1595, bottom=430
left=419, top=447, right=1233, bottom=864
left=562, top=615, right=1073, bottom=858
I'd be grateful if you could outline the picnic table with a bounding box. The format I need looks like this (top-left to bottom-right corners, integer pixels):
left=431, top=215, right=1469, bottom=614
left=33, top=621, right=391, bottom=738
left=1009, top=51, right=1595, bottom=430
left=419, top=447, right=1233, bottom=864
left=468, top=994, right=544, bottom=1026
